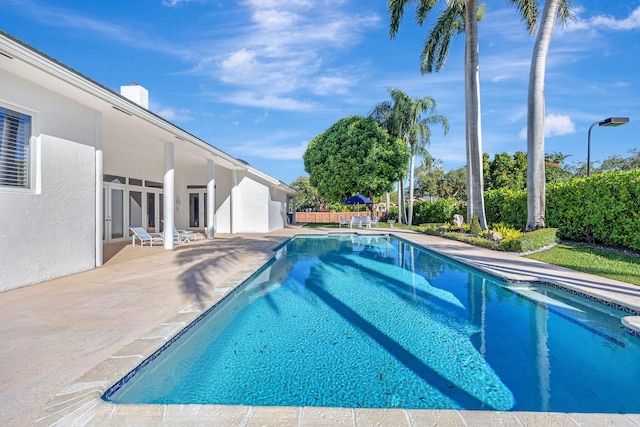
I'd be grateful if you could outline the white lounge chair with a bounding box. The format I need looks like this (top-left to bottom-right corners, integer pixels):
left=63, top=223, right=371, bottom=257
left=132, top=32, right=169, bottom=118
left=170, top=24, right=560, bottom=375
left=174, top=226, right=206, bottom=243
left=338, top=216, right=349, bottom=228
left=130, top=227, right=164, bottom=247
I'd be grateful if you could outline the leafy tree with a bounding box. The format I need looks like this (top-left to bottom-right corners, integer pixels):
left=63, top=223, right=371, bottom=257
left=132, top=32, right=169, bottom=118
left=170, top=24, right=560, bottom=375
left=569, top=148, right=640, bottom=176
left=389, top=0, right=537, bottom=229
left=487, top=151, right=527, bottom=191
left=526, top=0, right=572, bottom=231
left=544, top=152, right=573, bottom=183
left=289, top=176, right=328, bottom=211
left=599, top=148, right=640, bottom=172
left=303, top=116, right=410, bottom=203
left=416, top=165, right=467, bottom=200
left=370, top=88, right=448, bottom=227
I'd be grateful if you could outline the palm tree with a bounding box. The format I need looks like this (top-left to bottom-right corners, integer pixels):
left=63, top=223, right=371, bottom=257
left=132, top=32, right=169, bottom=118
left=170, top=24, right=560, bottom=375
left=526, top=0, right=571, bottom=231
left=389, top=0, right=537, bottom=229
left=369, top=97, right=406, bottom=223
left=370, top=89, right=448, bottom=226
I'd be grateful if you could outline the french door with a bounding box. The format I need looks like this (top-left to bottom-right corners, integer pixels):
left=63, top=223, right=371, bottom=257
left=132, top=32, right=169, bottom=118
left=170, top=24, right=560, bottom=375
left=103, top=183, right=127, bottom=242
left=188, top=190, right=207, bottom=229
left=146, top=190, right=164, bottom=233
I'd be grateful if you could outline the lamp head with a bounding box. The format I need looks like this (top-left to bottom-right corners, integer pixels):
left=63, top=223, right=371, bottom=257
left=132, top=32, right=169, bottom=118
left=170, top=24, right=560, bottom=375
left=599, top=117, right=629, bottom=127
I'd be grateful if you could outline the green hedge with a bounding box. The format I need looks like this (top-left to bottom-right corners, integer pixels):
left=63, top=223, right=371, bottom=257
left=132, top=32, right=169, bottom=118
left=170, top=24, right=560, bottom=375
left=485, top=169, right=640, bottom=250
left=386, top=199, right=466, bottom=225
left=498, top=228, right=558, bottom=253
left=484, top=188, right=528, bottom=230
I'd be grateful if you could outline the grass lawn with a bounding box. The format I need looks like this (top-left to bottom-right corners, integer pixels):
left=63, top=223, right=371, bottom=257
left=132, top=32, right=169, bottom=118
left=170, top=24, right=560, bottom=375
left=525, top=243, right=640, bottom=286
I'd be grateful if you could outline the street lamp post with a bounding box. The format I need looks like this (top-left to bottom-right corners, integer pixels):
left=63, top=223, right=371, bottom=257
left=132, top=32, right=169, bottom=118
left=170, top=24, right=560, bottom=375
left=587, top=117, right=629, bottom=176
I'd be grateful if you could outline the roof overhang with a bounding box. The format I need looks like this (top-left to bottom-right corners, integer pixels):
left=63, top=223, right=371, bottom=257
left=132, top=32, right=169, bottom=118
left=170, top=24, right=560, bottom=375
left=0, top=31, right=292, bottom=183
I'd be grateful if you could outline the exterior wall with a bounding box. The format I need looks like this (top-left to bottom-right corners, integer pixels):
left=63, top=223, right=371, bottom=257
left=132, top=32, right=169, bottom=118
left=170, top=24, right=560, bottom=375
left=0, top=35, right=297, bottom=292
left=214, top=167, right=233, bottom=234
left=233, top=173, right=269, bottom=233
left=0, top=70, right=97, bottom=292
left=268, top=187, right=287, bottom=232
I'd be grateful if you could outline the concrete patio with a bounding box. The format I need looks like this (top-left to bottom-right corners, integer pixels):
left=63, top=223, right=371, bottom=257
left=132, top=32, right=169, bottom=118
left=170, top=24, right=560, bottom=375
left=1, top=226, right=639, bottom=426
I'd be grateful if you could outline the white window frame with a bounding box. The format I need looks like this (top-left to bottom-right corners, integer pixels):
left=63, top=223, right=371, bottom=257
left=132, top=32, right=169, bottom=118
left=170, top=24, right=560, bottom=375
left=0, top=102, right=37, bottom=193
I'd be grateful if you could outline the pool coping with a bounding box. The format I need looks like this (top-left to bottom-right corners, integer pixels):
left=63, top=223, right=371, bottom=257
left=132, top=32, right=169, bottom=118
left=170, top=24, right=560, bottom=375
left=36, top=231, right=640, bottom=426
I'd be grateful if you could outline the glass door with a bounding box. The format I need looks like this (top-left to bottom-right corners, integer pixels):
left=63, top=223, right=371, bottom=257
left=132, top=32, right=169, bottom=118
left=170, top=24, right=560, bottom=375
left=146, top=190, right=164, bottom=233
left=103, top=183, right=127, bottom=242
left=188, top=190, right=207, bottom=229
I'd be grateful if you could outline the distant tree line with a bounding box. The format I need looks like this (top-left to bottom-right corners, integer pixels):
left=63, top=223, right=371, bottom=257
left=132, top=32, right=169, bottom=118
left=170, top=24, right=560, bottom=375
left=413, top=148, right=640, bottom=201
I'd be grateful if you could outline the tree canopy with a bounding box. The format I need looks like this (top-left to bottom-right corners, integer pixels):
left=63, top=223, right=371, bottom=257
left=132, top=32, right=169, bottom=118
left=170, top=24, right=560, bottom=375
left=289, top=176, right=328, bottom=211
left=303, top=116, right=410, bottom=202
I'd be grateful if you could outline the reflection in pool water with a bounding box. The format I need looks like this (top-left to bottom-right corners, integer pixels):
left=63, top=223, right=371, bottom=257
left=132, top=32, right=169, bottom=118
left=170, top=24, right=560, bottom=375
left=106, top=235, right=640, bottom=413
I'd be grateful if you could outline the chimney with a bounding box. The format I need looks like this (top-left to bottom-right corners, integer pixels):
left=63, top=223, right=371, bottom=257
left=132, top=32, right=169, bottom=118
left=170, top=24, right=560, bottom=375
left=120, top=82, right=149, bottom=109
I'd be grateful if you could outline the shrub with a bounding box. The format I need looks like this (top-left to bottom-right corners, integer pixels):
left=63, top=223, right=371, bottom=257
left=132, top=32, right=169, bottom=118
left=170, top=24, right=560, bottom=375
left=442, top=232, right=499, bottom=250
left=490, top=222, right=524, bottom=242
left=417, top=223, right=446, bottom=236
left=485, top=170, right=640, bottom=251
left=386, top=205, right=398, bottom=221
left=469, top=215, right=482, bottom=237
left=412, top=198, right=466, bottom=225
left=498, top=228, right=558, bottom=253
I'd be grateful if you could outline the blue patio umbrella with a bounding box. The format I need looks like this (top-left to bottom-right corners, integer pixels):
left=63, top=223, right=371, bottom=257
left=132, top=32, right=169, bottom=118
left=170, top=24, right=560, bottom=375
left=342, top=194, right=373, bottom=213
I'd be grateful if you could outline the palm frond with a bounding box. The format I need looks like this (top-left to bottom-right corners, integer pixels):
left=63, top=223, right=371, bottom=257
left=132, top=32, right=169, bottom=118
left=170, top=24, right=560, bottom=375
left=421, top=4, right=461, bottom=73
left=558, top=0, right=573, bottom=26
left=416, top=0, right=441, bottom=26
left=505, top=0, right=539, bottom=34
left=389, top=0, right=416, bottom=38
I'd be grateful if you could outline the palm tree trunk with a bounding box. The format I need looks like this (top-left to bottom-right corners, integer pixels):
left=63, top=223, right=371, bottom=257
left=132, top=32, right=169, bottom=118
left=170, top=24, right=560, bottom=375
left=386, top=192, right=390, bottom=220
left=527, top=0, right=558, bottom=231
left=464, top=0, right=488, bottom=230
left=397, top=180, right=403, bottom=224
left=408, top=152, right=415, bottom=227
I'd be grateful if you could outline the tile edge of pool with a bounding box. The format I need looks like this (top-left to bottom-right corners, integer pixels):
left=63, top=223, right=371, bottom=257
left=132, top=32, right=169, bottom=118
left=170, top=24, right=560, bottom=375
left=36, top=231, right=640, bottom=426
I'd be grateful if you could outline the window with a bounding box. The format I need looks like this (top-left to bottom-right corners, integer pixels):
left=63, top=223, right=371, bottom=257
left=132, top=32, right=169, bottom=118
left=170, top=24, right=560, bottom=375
left=0, top=106, right=31, bottom=189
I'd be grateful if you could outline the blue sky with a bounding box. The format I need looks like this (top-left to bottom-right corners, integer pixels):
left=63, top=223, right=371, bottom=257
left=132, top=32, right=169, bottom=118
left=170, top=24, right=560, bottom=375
left=1, top=0, right=638, bottom=185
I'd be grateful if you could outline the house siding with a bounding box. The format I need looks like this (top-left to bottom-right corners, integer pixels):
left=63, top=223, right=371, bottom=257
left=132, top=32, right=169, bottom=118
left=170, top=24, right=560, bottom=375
left=0, top=70, right=97, bottom=292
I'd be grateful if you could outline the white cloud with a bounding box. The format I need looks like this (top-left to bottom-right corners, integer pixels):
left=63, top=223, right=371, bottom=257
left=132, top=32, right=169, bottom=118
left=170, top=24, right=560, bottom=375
left=150, top=102, right=193, bottom=122
left=219, top=91, right=316, bottom=111
left=591, top=6, right=640, bottom=31
left=233, top=139, right=309, bottom=160
left=255, top=111, right=269, bottom=123
left=313, top=75, right=352, bottom=95
left=220, top=49, right=259, bottom=84
left=566, top=6, right=640, bottom=32
left=518, top=114, right=576, bottom=139
left=162, top=0, right=203, bottom=6
left=193, top=1, right=381, bottom=106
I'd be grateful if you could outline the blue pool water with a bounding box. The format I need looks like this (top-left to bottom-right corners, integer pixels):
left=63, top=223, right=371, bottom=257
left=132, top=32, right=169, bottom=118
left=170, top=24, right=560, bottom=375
left=106, top=235, right=640, bottom=412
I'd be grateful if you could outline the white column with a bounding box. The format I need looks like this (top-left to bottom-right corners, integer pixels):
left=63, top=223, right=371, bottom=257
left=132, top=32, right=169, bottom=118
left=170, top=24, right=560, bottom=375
left=95, top=113, right=103, bottom=267
left=231, top=169, right=238, bottom=234
left=291, top=197, right=296, bottom=224
left=163, top=142, right=175, bottom=249
left=207, top=159, right=215, bottom=239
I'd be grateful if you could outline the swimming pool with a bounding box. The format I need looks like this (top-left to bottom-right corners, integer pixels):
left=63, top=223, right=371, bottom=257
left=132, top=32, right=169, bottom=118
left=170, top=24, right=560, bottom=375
left=105, top=234, right=640, bottom=413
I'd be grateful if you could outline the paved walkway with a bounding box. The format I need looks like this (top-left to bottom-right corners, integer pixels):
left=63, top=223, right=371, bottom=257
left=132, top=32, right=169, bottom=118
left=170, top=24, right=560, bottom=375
left=1, top=226, right=639, bottom=426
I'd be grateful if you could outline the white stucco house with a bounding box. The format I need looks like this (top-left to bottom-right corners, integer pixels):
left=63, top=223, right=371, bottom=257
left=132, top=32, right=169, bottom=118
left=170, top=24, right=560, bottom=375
left=0, top=31, right=297, bottom=293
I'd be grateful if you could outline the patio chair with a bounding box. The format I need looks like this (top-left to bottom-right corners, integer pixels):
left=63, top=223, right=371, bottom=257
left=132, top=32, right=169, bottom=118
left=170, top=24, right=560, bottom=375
left=174, top=226, right=206, bottom=243
left=361, top=216, right=372, bottom=229
left=130, top=227, right=164, bottom=247
left=350, top=216, right=361, bottom=229
left=371, top=216, right=379, bottom=228
left=339, top=216, right=349, bottom=228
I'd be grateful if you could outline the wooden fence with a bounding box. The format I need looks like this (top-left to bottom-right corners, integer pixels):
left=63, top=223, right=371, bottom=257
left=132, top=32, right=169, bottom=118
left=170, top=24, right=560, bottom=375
left=295, top=211, right=381, bottom=223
